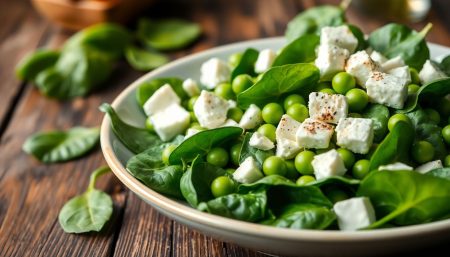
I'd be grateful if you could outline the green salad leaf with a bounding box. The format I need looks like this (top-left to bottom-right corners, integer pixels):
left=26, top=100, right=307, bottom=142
left=401, top=78, right=450, bottom=113
left=272, top=34, right=319, bottom=67
left=15, top=49, right=60, bottom=81
left=308, top=176, right=360, bottom=188
left=230, top=48, right=259, bottom=81
left=439, top=55, right=450, bottom=75
left=348, top=24, right=368, bottom=51
left=135, top=77, right=187, bottom=107
left=125, top=46, right=169, bottom=71
left=239, top=132, right=274, bottom=169
left=362, top=104, right=390, bottom=142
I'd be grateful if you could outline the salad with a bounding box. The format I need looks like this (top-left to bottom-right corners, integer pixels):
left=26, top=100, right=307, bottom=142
left=102, top=5, right=450, bottom=231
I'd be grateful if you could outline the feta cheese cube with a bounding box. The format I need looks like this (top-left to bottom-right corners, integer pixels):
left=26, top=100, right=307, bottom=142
left=419, top=60, right=447, bottom=85
left=221, top=119, right=239, bottom=127
left=308, top=92, right=348, bottom=124
left=320, top=25, right=358, bottom=53
left=381, top=56, right=405, bottom=71
left=333, top=197, right=376, bottom=231
left=312, top=149, right=347, bottom=180
left=249, top=132, right=274, bottom=151
left=200, top=58, right=231, bottom=89
left=239, top=104, right=263, bottom=129
left=415, top=160, right=443, bottom=174
left=194, top=90, right=229, bottom=129
left=233, top=156, right=264, bottom=184
left=150, top=104, right=190, bottom=141
left=296, top=118, right=334, bottom=149
left=182, top=78, right=200, bottom=97
left=370, top=51, right=388, bottom=65
left=378, top=162, right=413, bottom=171
left=345, top=50, right=380, bottom=87
left=366, top=71, right=408, bottom=109
left=276, top=114, right=301, bottom=159
left=255, top=49, right=277, bottom=73
left=387, top=66, right=411, bottom=86
left=315, top=44, right=350, bottom=80
left=335, top=118, right=374, bottom=154
left=143, top=84, right=180, bottom=116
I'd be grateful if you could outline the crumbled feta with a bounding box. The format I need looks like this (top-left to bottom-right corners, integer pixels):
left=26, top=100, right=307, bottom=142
left=276, top=114, right=301, bottom=159
left=296, top=118, right=334, bottom=149
left=333, top=197, right=376, bottom=231
left=315, top=44, right=350, bottom=80
left=335, top=118, right=374, bottom=154
left=320, top=25, right=358, bottom=53
left=143, top=84, right=180, bottom=116
left=182, top=78, right=200, bottom=97
left=255, top=49, right=277, bottom=73
left=419, top=60, right=447, bottom=85
left=239, top=104, right=263, bottom=129
left=378, top=162, right=413, bottom=171
left=381, top=56, right=405, bottom=71
left=312, top=149, right=347, bottom=180
left=366, top=71, right=408, bottom=109
left=221, top=119, right=240, bottom=127
left=415, top=160, right=443, bottom=174
left=387, top=66, right=411, bottom=86
left=249, top=132, right=275, bottom=151
left=150, top=104, right=190, bottom=141
left=370, top=51, right=388, bottom=65
left=227, top=99, right=237, bottom=109
left=200, top=58, right=231, bottom=89
left=233, top=156, right=264, bottom=184
left=345, top=50, right=380, bottom=87
left=194, top=90, right=229, bottom=129
left=308, top=92, right=348, bottom=124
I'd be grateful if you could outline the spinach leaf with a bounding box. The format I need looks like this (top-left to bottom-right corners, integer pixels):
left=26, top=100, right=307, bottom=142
left=368, top=23, right=432, bottom=70
left=230, top=48, right=259, bottom=81
left=58, top=166, right=113, bottom=233
left=348, top=24, right=368, bottom=51
left=285, top=5, right=345, bottom=42
left=197, top=190, right=268, bottom=222
left=237, top=63, right=320, bottom=109
left=169, top=127, right=243, bottom=165
left=15, top=49, right=60, bottom=81
left=426, top=168, right=450, bottom=180
left=239, top=132, right=274, bottom=169
left=135, top=77, right=187, bottom=107
left=238, top=175, right=296, bottom=193
left=23, top=127, right=99, bottom=163
left=369, top=121, right=414, bottom=171
left=137, top=19, right=201, bottom=51
left=272, top=34, right=319, bottom=67
left=265, top=204, right=335, bottom=230
left=100, top=103, right=163, bottom=154
left=308, top=176, right=360, bottom=188
left=180, top=156, right=227, bottom=207
left=401, top=78, right=450, bottom=113
left=362, top=104, right=390, bottom=142
left=357, top=170, right=450, bottom=228
left=125, top=45, right=169, bottom=71
left=439, top=55, right=450, bottom=75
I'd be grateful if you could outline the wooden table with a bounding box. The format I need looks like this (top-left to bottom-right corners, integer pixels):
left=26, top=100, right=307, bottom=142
left=1, top=0, right=449, bottom=256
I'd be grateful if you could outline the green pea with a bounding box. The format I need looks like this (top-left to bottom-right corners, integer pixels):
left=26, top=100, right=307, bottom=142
left=257, top=124, right=277, bottom=142
left=407, top=84, right=421, bottom=94
left=262, top=103, right=284, bottom=125
left=211, top=176, right=235, bottom=198
left=286, top=103, right=309, bottom=122
left=190, top=122, right=202, bottom=130
left=214, top=82, right=234, bottom=100
left=325, top=188, right=349, bottom=203
left=296, top=175, right=316, bottom=186
left=295, top=150, right=315, bottom=175
left=284, top=94, right=306, bottom=110
left=263, top=156, right=287, bottom=176
left=230, top=143, right=242, bottom=166
left=207, top=147, right=229, bottom=168
left=285, top=160, right=299, bottom=180
left=444, top=155, right=450, bottom=167
left=227, top=107, right=243, bottom=122
left=442, top=125, right=450, bottom=145
left=345, top=88, right=368, bottom=112
left=411, top=140, right=434, bottom=164
left=387, top=114, right=412, bottom=132
left=409, top=67, right=421, bottom=85
left=187, top=96, right=198, bottom=111
left=232, top=74, right=253, bottom=94
left=424, top=108, right=440, bottom=125
left=332, top=72, right=356, bottom=94
left=145, top=117, right=155, bottom=132
left=162, top=145, right=177, bottom=165
left=228, top=52, right=243, bottom=67
left=319, top=88, right=336, bottom=95
left=352, top=159, right=370, bottom=179
left=336, top=148, right=355, bottom=169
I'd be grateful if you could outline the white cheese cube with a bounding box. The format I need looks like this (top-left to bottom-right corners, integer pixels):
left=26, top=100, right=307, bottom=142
left=296, top=118, right=334, bottom=149
left=255, top=49, right=277, bottom=73
left=366, top=71, right=408, bottom=109
left=378, top=162, right=413, bottom=171
left=194, top=90, right=229, bottom=129
left=308, top=92, right=348, bottom=124
left=370, top=51, right=388, bottom=65
left=200, top=58, right=231, bottom=89
left=150, top=104, right=190, bottom=141
left=249, top=132, right=274, bottom=151
left=182, top=78, right=200, bottom=97
left=415, top=160, right=443, bottom=174
left=335, top=118, right=374, bottom=154
left=333, top=197, right=376, bottom=231
left=233, top=156, right=264, bottom=184
left=419, top=60, right=447, bottom=85
left=315, top=44, right=349, bottom=80
left=185, top=128, right=201, bottom=139
left=312, top=149, right=347, bottom=180
left=387, top=66, right=411, bottom=86
left=381, top=56, right=405, bottom=71
left=320, top=25, right=358, bottom=53
left=276, top=114, right=301, bottom=159
left=239, top=104, right=263, bottom=129
left=345, top=50, right=380, bottom=87
left=221, top=119, right=239, bottom=127
left=143, top=84, right=180, bottom=116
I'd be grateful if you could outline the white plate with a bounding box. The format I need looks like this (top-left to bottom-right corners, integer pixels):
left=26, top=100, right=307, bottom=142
left=100, top=37, right=450, bottom=257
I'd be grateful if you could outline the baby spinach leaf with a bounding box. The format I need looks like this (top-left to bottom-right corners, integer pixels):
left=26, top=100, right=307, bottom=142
left=180, top=156, right=227, bottom=207
left=439, top=55, right=450, bottom=75
left=125, top=45, right=169, bottom=71
left=362, top=104, right=390, bottom=142
left=357, top=170, right=450, bottom=228
left=265, top=204, right=336, bottom=230
left=272, top=34, right=319, bottom=67
left=59, top=166, right=113, bottom=233
left=23, top=127, right=99, bottom=163
left=137, top=18, right=201, bottom=51
left=308, top=176, right=360, bottom=188
left=348, top=24, right=368, bottom=51
left=230, top=48, right=259, bottom=81
left=285, top=5, right=345, bottom=42
left=100, top=103, right=163, bottom=154
left=136, top=77, right=187, bottom=107
left=239, top=132, right=274, bottom=169
left=426, top=168, right=450, bottom=180
left=15, top=49, right=60, bottom=81
left=237, top=63, right=320, bottom=109
left=368, top=23, right=431, bottom=70
left=197, top=190, right=268, bottom=222
left=169, top=127, right=243, bottom=165
left=238, top=175, right=296, bottom=193
left=401, top=78, right=450, bottom=113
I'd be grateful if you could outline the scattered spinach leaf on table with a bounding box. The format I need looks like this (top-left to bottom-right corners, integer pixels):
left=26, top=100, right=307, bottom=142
left=15, top=49, right=60, bottom=81
left=125, top=45, right=169, bottom=71
left=272, top=34, right=319, bottom=67
left=230, top=48, right=259, bottom=81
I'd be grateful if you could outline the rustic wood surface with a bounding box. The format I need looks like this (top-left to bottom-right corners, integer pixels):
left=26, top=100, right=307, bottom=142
left=0, top=0, right=449, bottom=256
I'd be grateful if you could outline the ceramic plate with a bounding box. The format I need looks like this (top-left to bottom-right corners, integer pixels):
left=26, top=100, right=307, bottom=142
left=100, top=37, right=450, bottom=257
